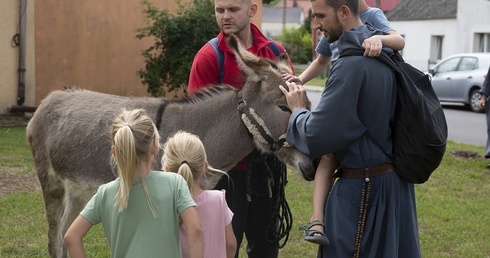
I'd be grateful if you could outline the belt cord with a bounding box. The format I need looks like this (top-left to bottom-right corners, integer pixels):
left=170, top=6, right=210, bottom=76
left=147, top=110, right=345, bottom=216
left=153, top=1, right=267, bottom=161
left=354, top=174, right=371, bottom=258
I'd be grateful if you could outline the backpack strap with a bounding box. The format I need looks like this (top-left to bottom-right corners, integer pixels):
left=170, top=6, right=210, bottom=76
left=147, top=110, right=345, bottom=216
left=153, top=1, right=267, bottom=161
left=340, top=49, right=402, bottom=74
left=266, top=37, right=282, bottom=56
left=364, top=131, right=393, bottom=160
left=208, top=37, right=225, bottom=84
left=208, top=37, right=283, bottom=84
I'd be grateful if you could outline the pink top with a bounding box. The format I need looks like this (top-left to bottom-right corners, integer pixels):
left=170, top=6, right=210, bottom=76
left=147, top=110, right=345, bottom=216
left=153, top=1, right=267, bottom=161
left=180, top=190, right=233, bottom=258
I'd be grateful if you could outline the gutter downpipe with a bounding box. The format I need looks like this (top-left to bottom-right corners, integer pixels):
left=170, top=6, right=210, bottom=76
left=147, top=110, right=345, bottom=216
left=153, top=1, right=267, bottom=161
left=18, top=0, right=26, bottom=106
left=10, top=0, right=36, bottom=113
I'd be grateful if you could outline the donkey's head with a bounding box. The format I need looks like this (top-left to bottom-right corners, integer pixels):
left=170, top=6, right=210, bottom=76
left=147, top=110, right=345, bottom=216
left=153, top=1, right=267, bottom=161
left=227, top=35, right=315, bottom=181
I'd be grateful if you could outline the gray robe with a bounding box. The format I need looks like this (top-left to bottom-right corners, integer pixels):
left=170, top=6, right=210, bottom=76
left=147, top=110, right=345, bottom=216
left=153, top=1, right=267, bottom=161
left=287, top=24, right=395, bottom=168
left=286, top=24, right=422, bottom=257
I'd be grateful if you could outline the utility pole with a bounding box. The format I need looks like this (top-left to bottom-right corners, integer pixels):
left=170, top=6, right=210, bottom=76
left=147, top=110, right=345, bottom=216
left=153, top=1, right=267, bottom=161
left=282, top=0, right=286, bottom=31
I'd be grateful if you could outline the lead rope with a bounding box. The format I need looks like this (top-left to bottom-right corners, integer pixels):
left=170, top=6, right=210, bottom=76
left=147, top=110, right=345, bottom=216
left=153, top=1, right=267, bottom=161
left=274, top=162, right=292, bottom=248
left=354, top=176, right=371, bottom=258
left=261, top=155, right=292, bottom=249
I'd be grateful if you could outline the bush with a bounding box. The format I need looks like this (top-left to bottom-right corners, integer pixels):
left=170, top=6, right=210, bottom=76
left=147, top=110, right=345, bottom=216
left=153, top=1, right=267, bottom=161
left=136, top=0, right=219, bottom=97
left=279, top=27, right=312, bottom=64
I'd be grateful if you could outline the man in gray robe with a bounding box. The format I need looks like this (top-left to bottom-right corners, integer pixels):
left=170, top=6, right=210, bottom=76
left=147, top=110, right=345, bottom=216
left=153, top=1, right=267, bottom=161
left=280, top=0, right=421, bottom=257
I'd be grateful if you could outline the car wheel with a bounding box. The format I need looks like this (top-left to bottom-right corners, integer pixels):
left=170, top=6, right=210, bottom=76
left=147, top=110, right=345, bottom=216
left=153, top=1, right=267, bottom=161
left=469, top=89, right=484, bottom=113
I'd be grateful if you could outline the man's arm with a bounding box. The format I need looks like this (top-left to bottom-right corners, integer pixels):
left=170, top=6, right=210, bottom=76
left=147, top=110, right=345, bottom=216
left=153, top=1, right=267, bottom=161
left=479, top=66, right=490, bottom=108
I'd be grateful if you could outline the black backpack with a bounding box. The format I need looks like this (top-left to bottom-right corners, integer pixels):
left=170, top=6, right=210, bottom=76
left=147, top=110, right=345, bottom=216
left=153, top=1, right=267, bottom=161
left=341, top=49, right=448, bottom=184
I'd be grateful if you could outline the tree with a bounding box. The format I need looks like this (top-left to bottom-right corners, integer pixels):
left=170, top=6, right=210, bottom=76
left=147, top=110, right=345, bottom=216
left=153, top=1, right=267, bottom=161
left=279, top=26, right=312, bottom=64
left=136, top=0, right=219, bottom=97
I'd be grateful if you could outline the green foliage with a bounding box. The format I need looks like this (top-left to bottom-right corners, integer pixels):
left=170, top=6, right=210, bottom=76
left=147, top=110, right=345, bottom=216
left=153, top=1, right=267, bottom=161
left=279, top=26, right=312, bottom=64
left=136, top=0, right=219, bottom=97
left=302, top=8, right=312, bottom=34
left=264, top=0, right=282, bottom=6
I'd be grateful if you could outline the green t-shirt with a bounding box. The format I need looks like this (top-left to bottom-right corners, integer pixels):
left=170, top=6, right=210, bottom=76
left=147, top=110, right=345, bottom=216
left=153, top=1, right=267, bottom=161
left=81, top=171, right=196, bottom=258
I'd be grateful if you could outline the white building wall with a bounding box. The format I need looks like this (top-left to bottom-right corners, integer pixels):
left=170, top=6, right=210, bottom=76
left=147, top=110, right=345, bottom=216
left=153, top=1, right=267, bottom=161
left=458, top=0, right=490, bottom=52
left=262, top=22, right=302, bottom=38
left=390, top=20, right=459, bottom=71
left=389, top=0, right=490, bottom=72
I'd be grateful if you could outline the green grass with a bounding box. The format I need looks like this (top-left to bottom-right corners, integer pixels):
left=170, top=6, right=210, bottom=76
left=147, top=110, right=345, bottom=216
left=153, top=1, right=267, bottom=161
left=305, top=76, right=327, bottom=87
left=294, top=70, right=327, bottom=87
left=1, top=126, right=490, bottom=257
left=0, top=127, right=34, bottom=174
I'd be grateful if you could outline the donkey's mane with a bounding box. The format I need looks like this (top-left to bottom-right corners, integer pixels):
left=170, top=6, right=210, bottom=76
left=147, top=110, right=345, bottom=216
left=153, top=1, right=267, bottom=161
left=62, top=85, right=82, bottom=91
left=176, top=84, right=238, bottom=104
left=60, top=85, right=237, bottom=105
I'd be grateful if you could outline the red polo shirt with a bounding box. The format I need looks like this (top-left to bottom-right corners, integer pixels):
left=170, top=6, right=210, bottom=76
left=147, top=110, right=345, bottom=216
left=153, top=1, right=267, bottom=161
left=188, top=23, right=294, bottom=170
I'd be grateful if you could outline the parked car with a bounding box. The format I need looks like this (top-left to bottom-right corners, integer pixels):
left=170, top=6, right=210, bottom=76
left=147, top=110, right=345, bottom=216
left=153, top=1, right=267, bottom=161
left=428, top=53, right=490, bottom=112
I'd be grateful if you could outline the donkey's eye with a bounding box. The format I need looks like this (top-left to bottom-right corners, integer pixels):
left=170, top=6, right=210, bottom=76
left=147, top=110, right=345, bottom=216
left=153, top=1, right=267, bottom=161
left=279, top=105, right=291, bottom=113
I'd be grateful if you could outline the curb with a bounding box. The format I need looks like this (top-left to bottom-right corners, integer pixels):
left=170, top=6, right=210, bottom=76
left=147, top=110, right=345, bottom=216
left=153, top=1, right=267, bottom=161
left=304, top=84, right=323, bottom=93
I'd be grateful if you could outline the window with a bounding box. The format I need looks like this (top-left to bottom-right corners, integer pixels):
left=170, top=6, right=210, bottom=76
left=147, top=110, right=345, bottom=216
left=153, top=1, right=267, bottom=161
left=436, top=57, right=460, bottom=73
left=474, top=33, right=490, bottom=52
left=430, top=35, right=444, bottom=64
left=458, top=57, right=478, bottom=71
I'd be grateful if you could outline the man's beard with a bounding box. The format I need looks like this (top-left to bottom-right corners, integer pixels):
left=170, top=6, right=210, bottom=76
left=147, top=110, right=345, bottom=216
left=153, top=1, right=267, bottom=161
left=325, top=16, right=343, bottom=43
left=222, top=23, right=247, bottom=36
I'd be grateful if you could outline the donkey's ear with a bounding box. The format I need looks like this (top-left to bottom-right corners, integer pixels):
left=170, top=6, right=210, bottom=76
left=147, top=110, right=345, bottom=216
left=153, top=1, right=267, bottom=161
left=276, top=52, right=289, bottom=63
left=276, top=52, right=293, bottom=75
left=227, top=35, right=273, bottom=82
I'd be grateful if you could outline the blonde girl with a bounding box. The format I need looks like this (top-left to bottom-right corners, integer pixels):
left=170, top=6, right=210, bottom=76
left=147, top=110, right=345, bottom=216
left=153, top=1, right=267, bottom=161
left=64, top=109, right=204, bottom=258
left=162, top=131, right=236, bottom=258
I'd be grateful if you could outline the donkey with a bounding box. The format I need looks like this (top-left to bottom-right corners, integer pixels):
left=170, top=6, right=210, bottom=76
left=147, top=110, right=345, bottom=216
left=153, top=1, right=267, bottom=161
left=27, top=35, right=315, bottom=257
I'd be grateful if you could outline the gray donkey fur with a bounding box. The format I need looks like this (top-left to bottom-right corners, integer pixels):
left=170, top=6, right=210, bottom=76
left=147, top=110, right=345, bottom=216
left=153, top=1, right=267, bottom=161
left=27, top=35, right=315, bottom=257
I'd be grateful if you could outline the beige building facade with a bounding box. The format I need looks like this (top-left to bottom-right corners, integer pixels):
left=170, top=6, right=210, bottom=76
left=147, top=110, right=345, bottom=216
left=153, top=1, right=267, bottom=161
left=1, top=0, right=35, bottom=114
left=1, top=0, right=263, bottom=115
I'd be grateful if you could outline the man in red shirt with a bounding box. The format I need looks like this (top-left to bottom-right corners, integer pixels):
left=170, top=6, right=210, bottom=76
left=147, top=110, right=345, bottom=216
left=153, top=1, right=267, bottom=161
left=188, top=0, right=294, bottom=257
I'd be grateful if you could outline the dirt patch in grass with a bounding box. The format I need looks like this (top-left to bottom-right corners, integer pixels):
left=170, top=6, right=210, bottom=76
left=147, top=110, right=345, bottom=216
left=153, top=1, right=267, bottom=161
left=0, top=114, right=31, bottom=128
left=0, top=166, right=40, bottom=197
left=451, top=150, right=480, bottom=160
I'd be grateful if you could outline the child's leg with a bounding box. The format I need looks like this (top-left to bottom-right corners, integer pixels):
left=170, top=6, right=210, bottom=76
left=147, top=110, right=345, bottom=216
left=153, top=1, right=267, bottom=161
left=310, top=154, right=338, bottom=226
left=301, top=154, right=338, bottom=245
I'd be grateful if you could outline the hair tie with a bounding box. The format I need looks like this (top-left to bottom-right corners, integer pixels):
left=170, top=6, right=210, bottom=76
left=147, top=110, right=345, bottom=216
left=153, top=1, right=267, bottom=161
left=124, top=124, right=132, bottom=130
left=181, top=160, right=188, bottom=165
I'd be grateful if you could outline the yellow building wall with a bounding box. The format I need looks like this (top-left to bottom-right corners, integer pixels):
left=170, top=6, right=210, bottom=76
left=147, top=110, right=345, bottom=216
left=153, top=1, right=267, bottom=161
left=0, top=0, right=263, bottom=113
left=34, top=0, right=183, bottom=104
left=0, top=0, right=35, bottom=114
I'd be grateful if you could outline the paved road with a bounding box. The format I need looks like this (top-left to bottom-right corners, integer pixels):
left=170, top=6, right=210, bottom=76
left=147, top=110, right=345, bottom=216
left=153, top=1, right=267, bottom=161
left=304, top=85, right=486, bottom=147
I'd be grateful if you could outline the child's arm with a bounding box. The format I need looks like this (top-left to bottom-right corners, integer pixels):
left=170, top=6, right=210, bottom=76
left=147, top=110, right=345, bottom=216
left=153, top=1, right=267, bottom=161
left=225, top=223, right=237, bottom=258
left=283, top=54, right=331, bottom=85
left=64, top=215, right=93, bottom=258
left=181, top=207, right=204, bottom=258
left=362, top=31, right=405, bottom=57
